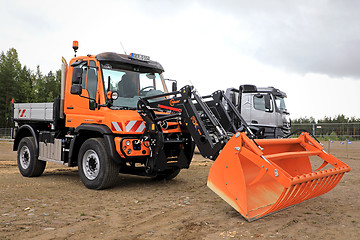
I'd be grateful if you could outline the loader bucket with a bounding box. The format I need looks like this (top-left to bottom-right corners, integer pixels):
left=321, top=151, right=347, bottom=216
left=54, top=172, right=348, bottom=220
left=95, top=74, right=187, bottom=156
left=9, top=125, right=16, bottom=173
left=207, top=132, right=350, bottom=221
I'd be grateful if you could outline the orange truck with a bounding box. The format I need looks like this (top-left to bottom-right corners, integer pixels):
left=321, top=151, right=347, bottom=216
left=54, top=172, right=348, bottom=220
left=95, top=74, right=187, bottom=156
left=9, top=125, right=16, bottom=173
left=12, top=42, right=350, bottom=221
left=13, top=42, right=194, bottom=190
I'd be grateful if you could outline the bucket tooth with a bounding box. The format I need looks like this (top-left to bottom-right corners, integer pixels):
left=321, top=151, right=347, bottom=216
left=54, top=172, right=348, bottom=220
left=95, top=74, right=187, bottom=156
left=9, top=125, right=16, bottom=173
left=207, top=132, right=351, bottom=221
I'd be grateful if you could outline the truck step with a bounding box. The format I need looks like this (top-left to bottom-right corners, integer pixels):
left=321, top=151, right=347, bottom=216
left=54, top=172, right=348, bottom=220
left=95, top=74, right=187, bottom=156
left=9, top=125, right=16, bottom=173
left=38, top=156, right=68, bottom=166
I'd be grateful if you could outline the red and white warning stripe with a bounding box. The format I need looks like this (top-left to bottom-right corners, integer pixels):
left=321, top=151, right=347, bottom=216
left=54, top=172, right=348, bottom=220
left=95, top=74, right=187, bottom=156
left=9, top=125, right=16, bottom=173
left=125, top=120, right=145, bottom=133
left=18, top=109, right=26, bottom=118
left=111, top=120, right=145, bottom=133
left=111, top=122, right=123, bottom=132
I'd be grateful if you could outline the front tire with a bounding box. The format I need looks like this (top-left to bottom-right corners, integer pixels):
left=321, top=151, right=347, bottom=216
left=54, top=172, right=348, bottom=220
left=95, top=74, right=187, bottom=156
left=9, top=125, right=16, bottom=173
left=78, top=138, right=120, bottom=190
left=17, top=137, right=46, bottom=177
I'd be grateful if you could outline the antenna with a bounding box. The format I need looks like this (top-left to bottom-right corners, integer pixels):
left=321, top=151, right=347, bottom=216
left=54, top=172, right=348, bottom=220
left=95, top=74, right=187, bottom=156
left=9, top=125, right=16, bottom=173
left=120, top=41, right=127, bottom=55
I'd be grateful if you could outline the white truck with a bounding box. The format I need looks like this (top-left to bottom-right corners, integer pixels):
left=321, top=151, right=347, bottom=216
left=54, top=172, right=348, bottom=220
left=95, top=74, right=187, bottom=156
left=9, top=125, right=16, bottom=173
left=225, top=84, right=291, bottom=138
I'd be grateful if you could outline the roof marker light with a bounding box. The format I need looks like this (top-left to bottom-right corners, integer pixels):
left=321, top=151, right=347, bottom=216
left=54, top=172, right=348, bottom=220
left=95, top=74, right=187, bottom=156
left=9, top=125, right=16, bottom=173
left=73, top=41, right=79, bottom=57
left=130, top=53, right=150, bottom=61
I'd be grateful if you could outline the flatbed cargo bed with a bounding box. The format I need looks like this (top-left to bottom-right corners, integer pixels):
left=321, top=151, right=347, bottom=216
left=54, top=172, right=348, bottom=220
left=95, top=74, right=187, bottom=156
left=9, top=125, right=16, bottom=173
left=13, top=102, right=56, bottom=122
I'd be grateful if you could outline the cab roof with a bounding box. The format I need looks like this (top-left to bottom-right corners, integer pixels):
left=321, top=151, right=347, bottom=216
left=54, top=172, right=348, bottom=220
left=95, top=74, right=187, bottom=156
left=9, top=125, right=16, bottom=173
left=257, top=87, right=287, bottom=98
left=95, top=52, right=164, bottom=73
left=230, top=85, right=287, bottom=98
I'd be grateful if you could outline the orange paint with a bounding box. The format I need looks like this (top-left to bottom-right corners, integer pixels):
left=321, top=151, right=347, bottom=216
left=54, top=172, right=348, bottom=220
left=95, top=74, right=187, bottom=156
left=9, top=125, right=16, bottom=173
left=207, top=132, right=350, bottom=221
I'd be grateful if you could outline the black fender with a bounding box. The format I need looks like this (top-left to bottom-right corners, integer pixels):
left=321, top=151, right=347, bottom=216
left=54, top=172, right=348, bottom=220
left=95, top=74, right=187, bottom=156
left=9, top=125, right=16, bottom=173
left=13, top=124, right=39, bottom=156
left=68, top=124, right=122, bottom=166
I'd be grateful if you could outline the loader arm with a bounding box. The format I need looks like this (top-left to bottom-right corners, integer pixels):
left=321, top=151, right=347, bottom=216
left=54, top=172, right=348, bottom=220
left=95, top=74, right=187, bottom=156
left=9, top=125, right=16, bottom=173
left=200, top=90, right=257, bottom=137
left=138, top=85, right=254, bottom=160
left=137, top=85, right=350, bottom=221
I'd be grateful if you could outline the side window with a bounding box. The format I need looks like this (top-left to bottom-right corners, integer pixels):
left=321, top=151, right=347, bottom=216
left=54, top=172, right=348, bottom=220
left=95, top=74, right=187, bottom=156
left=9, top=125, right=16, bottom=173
left=86, top=61, right=98, bottom=99
left=81, top=66, right=87, bottom=89
left=74, top=61, right=98, bottom=99
left=253, top=94, right=273, bottom=112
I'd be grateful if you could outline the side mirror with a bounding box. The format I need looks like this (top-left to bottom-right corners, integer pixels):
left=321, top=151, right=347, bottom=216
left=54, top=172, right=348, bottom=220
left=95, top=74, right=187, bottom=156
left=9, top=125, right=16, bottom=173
left=70, top=85, right=82, bottom=95
left=264, top=94, right=271, bottom=111
left=172, top=81, right=177, bottom=92
left=230, top=91, right=237, bottom=105
left=89, top=99, right=97, bottom=110
left=72, top=67, right=83, bottom=84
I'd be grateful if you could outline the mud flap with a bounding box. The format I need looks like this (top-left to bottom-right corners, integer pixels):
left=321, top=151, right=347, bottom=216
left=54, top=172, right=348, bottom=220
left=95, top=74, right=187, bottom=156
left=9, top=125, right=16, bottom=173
left=207, top=132, right=351, bottom=221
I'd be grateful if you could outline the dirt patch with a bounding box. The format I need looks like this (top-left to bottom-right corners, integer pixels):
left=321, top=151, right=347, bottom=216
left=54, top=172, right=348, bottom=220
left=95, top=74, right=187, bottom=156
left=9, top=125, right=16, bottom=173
left=1, top=142, right=359, bottom=239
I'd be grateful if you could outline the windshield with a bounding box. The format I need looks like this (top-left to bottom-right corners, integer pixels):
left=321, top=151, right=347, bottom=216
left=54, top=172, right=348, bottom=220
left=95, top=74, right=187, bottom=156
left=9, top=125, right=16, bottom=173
left=275, top=96, right=287, bottom=112
left=102, top=64, right=167, bottom=108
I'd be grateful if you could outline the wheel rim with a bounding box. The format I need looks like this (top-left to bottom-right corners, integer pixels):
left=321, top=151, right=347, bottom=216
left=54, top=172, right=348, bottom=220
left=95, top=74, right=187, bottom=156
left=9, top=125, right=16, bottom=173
left=19, top=145, right=31, bottom=169
left=82, top=150, right=100, bottom=180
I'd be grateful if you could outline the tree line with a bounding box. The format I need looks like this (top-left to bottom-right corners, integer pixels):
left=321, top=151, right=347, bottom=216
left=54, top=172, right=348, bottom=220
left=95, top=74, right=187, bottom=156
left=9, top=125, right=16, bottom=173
left=291, top=115, right=360, bottom=140
left=292, top=115, right=360, bottom=124
left=0, top=48, right=61, bottom=128
left=0, top=47, right=359, bottom=129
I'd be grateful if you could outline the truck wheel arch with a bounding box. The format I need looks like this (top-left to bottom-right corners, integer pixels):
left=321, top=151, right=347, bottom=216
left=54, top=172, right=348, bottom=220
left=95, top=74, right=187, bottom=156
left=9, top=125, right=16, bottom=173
left=68, top=124, right=121, bottom=166
left=13, top=124, right=39, bottom=156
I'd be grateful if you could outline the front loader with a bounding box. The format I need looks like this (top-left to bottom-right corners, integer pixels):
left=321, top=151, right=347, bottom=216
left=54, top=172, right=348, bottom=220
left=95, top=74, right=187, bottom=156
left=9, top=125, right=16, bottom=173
left=138, top=85, right=350, bottom=221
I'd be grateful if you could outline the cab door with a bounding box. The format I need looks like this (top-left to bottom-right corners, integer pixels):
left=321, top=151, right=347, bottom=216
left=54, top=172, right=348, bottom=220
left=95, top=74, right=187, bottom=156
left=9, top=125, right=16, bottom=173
left=64, top=60, right=104, bottom=127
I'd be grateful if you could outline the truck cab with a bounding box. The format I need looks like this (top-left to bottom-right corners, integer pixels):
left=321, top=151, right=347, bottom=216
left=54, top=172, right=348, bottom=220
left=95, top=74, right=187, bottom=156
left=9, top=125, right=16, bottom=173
left=65, top=52, right=169, bottom=128
left=225, top=85, right=291, bottom=138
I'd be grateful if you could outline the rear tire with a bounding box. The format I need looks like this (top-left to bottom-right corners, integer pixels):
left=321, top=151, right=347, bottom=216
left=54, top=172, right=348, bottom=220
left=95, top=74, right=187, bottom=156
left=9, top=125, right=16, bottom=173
left=17, top=137, right=46, bottom=177
left=78, top=138, right=120, bottom=190
left=153, top=169, right=181, bottom=180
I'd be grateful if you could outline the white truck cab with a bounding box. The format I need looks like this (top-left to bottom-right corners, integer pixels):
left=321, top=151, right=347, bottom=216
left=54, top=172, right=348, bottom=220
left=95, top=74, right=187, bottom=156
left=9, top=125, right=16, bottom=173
left=225, top=85, right=291, bottom=138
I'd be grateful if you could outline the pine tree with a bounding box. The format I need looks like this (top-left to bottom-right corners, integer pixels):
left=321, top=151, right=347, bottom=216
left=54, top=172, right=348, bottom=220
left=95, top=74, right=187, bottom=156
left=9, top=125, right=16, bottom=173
left=0, top=48, right=21, bottom=127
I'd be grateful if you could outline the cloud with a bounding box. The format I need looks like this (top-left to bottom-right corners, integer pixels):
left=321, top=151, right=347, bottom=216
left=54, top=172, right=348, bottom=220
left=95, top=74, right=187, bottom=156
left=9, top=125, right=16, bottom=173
left=198, top=0, right=360, bottom=78
left=4, top=0, right=360, bottom=79
left=128, top=0, right=360, bottom=78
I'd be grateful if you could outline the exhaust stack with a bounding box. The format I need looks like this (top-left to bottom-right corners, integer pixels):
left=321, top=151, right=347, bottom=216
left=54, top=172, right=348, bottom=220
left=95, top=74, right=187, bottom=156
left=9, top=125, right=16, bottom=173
left=60, top=57, right=67, bottom=119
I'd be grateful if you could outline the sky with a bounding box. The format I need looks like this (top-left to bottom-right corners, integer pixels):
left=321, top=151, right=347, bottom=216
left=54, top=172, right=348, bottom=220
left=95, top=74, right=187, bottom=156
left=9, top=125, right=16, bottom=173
left=1, top=0, right=360, bottom=120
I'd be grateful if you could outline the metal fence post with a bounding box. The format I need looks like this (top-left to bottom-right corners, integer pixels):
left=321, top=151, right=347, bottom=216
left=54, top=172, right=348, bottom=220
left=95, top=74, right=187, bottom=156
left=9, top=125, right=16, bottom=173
left=312, top=124, right=316, bottom=136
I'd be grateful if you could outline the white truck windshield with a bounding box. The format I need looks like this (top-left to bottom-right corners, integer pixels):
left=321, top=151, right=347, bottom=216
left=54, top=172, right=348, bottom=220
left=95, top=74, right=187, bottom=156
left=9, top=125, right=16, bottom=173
left=102, top=66, right=167, bottom=108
